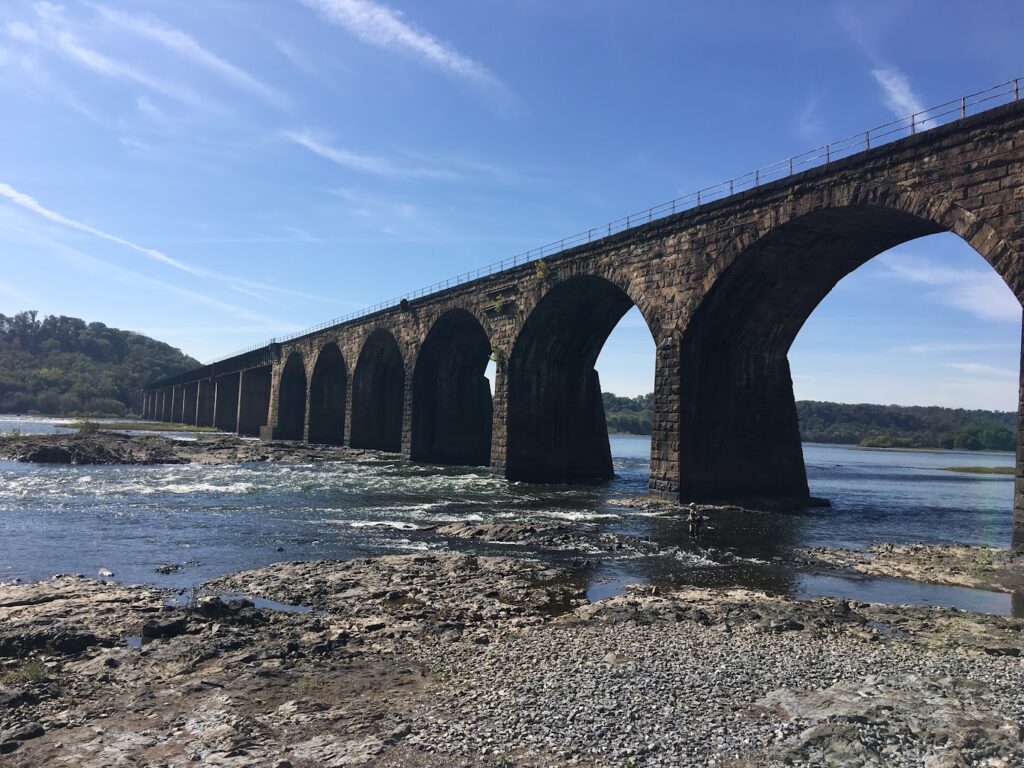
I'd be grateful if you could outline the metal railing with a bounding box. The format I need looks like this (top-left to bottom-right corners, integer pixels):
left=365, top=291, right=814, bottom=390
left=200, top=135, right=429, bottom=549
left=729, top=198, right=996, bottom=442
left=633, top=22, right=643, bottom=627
left=207, top=76, right=1023, bottom=365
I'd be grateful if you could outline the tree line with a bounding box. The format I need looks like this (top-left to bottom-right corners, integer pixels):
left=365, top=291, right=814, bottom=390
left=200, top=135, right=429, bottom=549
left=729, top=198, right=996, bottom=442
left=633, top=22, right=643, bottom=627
left=0, top=312, right=199, bottom=417
left=604, top=391, right=1016, bottom=451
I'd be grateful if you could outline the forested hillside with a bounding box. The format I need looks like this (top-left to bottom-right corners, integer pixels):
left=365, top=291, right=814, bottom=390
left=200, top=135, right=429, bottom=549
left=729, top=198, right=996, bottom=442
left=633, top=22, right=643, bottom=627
left=602, top=392, right=653, bottom=436
left=0, top=311, right=200, bottom=416
left=603, top=391, right=1016, bottom=451
left=795, top=400, right=1015, bottom=450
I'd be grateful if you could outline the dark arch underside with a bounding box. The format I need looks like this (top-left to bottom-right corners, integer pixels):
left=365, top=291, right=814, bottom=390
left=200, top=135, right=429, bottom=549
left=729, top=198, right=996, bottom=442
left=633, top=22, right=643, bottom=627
left=411, top=310, right=492, bottom=466
left=506, top=276, right=637, bottom=482
left=308, top=344, right=347, bottom=445
left=679, top=205, right=947, bottom=500
left=350, top=330, right=404, bottom=453
left=276, top=352, right=307, bottom=441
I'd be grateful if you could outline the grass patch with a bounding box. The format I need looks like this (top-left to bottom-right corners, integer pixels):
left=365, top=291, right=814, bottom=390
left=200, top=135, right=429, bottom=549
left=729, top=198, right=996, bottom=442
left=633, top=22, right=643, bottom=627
left=0, top=659, right=49, bottom=684
left=68, top=421, right=218, bottom=434
left=944, top=465, right=1015, bottom=475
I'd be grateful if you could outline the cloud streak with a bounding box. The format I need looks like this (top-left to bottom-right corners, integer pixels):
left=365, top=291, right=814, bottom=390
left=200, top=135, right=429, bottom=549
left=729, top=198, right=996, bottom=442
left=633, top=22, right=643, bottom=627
left=300, top=0, right=499, bottom=88
left=871, top=68, right=933, bottom=125
left=878, top=252, right=1021, bottom=323
left=55, top=29, right=207, bottom=108
left=284, top=131, right=456, bottom=179
left=944, top=362, right=1018, bottom=379
left=0, top=181, right=345, bottom=306
left=92, top=5, right=288, bottom=109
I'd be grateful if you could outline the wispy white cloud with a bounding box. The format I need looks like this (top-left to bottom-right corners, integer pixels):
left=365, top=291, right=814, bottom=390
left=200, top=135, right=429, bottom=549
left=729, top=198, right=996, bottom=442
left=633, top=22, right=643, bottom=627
left=878, top=252, right=1021, bottom=323
left=92, top=5, right=288, bottom=109
left=55, top=30, right=207, bottom=109
left=284, top=130, right=456, bottom=179
left=0, top=204, right=280, bottom=328
left=0, top=181, right=345, bottom=306
left=6, top=21, right=37, bottom=43
left=0, top=181, right=200, bottom=273
left=300, top=0, right=500, bottom=89
left=135, top=96, right=167, bottom=125
left=333, top=186, right=417, bottom=219
left=892, top=342, right=1015, bottom=355
left=8, top=4, right=209, bottom=110
left=945, top=362, right=1018, bottom=379
left=796, top=97, right=823, bottom=140
left=871, top=67, right=933, bottom=124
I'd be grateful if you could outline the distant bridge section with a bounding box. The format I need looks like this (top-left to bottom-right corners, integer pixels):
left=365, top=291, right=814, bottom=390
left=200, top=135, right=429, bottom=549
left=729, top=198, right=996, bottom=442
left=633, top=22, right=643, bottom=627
left=141, top=82, right=1024, bottom=547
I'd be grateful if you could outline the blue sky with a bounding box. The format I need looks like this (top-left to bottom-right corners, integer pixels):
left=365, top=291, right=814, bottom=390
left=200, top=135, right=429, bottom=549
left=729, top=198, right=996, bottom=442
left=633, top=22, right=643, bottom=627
left=0, top=1, right=1021, bottom=409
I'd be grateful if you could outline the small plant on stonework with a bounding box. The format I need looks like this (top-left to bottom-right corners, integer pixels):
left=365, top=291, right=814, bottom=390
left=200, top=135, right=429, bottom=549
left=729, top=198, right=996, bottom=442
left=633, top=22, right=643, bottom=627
left=489, top=347, right=505, bottom=366
left=493, top=293, right=507, bottom=314
left=534, top=258, right=550, bottom=281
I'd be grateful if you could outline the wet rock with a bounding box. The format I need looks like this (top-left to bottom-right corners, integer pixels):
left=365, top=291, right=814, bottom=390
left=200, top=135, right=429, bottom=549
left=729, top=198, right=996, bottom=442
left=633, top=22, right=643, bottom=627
left=0, top=685, right=35, bottom=708
left=155, top=563, right=182, bottom=575
left=805, top=543, right=1024, bottom=594
left=0, top=431, right=385, bottom=466
left=141, top=616, right=187, bottom=639
left=1, top=721, right=45, bottom=749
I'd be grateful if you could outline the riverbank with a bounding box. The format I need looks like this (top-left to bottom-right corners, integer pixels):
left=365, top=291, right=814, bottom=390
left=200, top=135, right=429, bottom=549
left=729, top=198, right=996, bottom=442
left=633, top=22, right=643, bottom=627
left=1, top=554, right=1022, bottom=767
left=0, top=431, right=378, bottom=465
left=805, top=543, right=1024, bottom=594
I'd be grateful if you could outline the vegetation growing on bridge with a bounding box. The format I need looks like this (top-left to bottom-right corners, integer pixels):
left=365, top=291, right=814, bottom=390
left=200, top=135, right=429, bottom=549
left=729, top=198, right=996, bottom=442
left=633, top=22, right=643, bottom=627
left=0, top=311, right=200, bottom=417
left=604, top=392, right=1016, bottom=451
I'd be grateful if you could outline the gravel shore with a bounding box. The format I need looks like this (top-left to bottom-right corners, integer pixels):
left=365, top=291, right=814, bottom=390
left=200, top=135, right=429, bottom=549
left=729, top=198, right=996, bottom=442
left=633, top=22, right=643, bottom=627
left=2, top=554, right=1022, bottom=767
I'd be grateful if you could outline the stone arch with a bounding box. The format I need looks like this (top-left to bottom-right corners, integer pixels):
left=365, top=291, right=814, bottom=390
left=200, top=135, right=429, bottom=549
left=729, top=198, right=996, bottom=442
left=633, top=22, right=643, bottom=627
left=679, top=191, right=1024, bottom=501
left=350, top=328, right=404, bottom=452
left=411, top=309, right=493, bottom=466
left=506, top=274, right=656, bottom=481
left=308, top=342, right=347, bottom=445
left=276, top=351, right=307, bottom=441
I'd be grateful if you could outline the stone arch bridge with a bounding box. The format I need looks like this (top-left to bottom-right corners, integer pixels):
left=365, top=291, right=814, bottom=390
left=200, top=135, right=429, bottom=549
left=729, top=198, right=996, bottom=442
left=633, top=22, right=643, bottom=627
left=139, top=100, right=1024, bottom=546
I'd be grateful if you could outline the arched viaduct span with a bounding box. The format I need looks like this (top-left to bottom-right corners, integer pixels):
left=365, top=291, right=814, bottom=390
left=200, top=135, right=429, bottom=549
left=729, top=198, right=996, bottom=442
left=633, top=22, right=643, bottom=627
left=142, top=98, right=1024, bottom=547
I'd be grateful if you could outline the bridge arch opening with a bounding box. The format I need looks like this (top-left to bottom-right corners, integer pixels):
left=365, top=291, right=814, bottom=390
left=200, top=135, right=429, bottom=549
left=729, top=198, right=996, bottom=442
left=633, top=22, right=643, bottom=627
left=276, top=352, right=307, bottom=441
left=679, top=204, right=1023, bottom=505
left=506, top=275, right=655, bottom=482
left=350, top=329, right=404, bottom=453
left=308, top=343, right=348, bottom=445
left=411, top=309, right=493, bottom=466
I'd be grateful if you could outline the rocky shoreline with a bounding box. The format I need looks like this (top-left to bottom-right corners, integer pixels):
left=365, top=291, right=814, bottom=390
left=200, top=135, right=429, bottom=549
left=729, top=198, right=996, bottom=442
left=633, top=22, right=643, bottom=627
left=804, top=543, right=1024, bottom=594
left=2, top=554, right=1023, bottom=767
left=0, top=431, right=380, bottom=466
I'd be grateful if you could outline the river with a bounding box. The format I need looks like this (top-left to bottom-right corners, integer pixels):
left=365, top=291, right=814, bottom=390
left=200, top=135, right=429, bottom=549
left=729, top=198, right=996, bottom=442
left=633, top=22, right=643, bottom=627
left=0, top=415, right=1018, bottom=615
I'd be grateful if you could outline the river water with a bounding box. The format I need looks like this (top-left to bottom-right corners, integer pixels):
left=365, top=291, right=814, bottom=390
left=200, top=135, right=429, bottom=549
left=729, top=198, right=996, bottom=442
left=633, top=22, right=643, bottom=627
left=0, top=415, right=1018, bottom=615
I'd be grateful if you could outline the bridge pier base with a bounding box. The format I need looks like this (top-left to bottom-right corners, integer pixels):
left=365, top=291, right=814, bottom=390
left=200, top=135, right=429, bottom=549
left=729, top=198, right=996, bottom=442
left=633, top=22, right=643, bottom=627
left=238, top=367, right=272, bottom=437
left=214, top=373, right=240, bottom=432
left=182, top=382, right=199, bottom=426
left=1015, top=325, right=1024, bottom=551
left=196, top=380, right=215, bottom=427
left=679, top=348, right=809, bottom=504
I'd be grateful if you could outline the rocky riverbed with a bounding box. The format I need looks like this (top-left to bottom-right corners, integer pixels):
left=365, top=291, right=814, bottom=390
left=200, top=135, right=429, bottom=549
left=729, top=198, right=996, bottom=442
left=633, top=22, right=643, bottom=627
left=804, top=543, right=1024, bottom=594
left=2, top=554, right=1022, bottom=767
left=0, top=431, right=378, bottom=466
